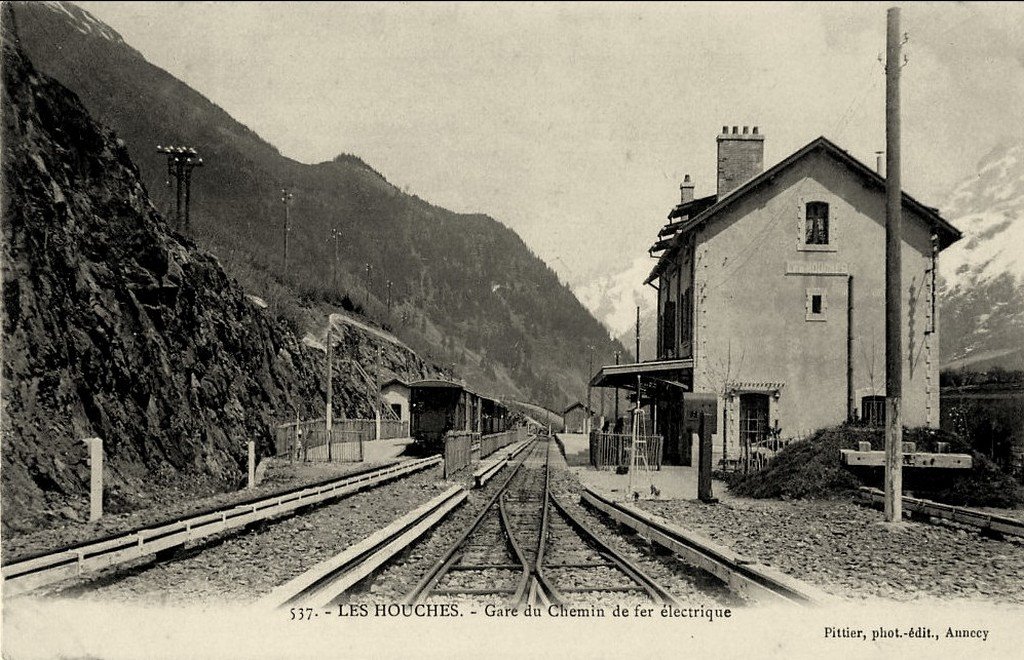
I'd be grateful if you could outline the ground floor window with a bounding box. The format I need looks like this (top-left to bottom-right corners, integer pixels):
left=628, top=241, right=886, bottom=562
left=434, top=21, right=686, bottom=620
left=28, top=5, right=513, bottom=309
left=862, top=395, right=885, bottom=427
left=738, top=393, right=770, bottom=448
left=391, top=403, right=403, bottom=419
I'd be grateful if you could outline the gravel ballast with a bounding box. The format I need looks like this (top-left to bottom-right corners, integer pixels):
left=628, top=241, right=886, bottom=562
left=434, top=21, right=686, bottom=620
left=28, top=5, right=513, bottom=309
left=2, top=458, right=397, bottom=564
left=350, top=440, right=738, bottom=607
left=47, top=465, right=448, bottom=605
left=637, top=497, right=1024, bottom=603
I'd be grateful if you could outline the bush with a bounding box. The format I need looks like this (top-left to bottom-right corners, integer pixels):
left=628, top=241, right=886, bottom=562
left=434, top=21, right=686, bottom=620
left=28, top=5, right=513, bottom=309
left=275, top=300, right=305, bottom=336
left=726, top=426, right=863, bottom=499
left=927, top=453, right=1024, bottom=508
left=725, top=423, right=1024, bottom=508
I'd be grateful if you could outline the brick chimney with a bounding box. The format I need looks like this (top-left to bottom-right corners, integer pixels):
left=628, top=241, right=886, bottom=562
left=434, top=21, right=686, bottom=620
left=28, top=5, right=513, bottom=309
left=716, top=125, right=764, bottom=198
left=679, top=174, right=695, bottom=204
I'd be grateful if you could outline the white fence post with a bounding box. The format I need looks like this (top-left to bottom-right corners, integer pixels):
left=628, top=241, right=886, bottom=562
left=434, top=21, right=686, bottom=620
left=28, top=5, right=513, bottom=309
left=247, top=441, right=255, bottom=489
left=83, top=437, right=103, bottom=521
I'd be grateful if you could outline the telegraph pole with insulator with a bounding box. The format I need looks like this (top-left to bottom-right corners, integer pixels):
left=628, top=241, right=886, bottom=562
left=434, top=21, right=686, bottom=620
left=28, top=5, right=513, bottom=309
left=364, top=263, right=372, bottom=309
left=614, top=350, right=621, bottom=423
left=281, top=188, right=294, bottom=272
left=332, top=225, right=340, bottom=288
left=884, top=6, right=905, bottom=523
left=635, top=306, right=641, bottom=363
left=156, top=145, right=202, bottom=233
left=586, top=344, right=594, bottom=434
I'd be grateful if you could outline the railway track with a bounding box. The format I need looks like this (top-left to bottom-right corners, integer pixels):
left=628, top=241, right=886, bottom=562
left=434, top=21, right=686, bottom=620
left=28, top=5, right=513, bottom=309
left=403, top=440, right=545, bottom=604
left=405, top=439, right=680, bottom=608
left=3, top=456, right=441, bottom=597
left=855, top=487, right=1024, bottom=539
left=266, top=436, right=826, bottom=610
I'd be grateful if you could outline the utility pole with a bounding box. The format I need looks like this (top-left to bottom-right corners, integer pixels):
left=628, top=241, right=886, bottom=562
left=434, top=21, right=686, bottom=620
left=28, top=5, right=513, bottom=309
left=586, top=345, right=594, bottom=434
left=364, top=263, right=372, bottom=309
left=331, top=227, right=339, bottom=288
left=374, top=346, right=382, bottom=440
left=614, top=351, right=621, bottom=423
left=386, top=280, right=393, bottom=320
left=325, top=323, right=333, bottom=462
left=281, top=188, right=294, bottom=273
left=884, top=6, right=904, bottom=523
left=156, top=145, right=202, bottom=233
left=635, top=306, right=641, bottom=363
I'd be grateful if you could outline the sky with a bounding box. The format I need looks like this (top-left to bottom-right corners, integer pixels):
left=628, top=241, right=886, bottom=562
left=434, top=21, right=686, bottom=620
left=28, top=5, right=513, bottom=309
left=76, top=1, right=1024, bottom=291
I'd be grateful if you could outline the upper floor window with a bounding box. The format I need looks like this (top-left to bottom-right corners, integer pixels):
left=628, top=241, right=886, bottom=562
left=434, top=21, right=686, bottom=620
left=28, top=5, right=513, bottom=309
left=805, top=202, right=830, bottom=245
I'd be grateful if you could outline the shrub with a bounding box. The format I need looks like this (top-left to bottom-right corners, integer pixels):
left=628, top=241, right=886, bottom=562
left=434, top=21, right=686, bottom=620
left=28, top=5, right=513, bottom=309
left=726, top=424, right=1023, bottom=508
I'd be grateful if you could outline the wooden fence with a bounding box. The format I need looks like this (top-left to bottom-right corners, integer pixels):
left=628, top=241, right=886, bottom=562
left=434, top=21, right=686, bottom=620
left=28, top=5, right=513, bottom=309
left=378, top=419, right=411, bottom=440
left=589, top=431, right=663, bottom=470
left=274, top=421, right=364, bottom=463
left=275, top=417, right=410, bottom=459
left=720, top=429, right=814, bottom=474
left=480, top=426, right=526, bottom=458
left=443, top=430, right=478, bottom=478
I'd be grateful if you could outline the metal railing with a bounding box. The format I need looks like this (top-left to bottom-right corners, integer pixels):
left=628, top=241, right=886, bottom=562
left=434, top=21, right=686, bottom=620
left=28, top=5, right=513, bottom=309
left=589, top=432, right=663, bottom=470
left=443, top=430, right=479, bottom=478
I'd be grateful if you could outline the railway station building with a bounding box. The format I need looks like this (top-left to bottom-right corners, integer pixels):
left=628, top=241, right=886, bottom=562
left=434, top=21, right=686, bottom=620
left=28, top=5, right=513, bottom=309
left=380, top=378, right=411, bottom=422
left=590, top=127, right=961, bottom=468
left=563, top=402, right=595, bottom=434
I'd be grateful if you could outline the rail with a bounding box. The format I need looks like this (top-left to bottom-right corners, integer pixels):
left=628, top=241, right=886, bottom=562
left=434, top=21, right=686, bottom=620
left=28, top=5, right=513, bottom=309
left=261, top=486, right=467, bottom=608
left=579, top=486, right=832, bottom=606
left=2, top=457, right=441, bottom=597
left=474, top=437, right=535, bottom=487
left=405, top=441, right=542, bottom=604
left=542, top=492, right=680, bottom=606
left=855, top=487, right=1024, bottom=539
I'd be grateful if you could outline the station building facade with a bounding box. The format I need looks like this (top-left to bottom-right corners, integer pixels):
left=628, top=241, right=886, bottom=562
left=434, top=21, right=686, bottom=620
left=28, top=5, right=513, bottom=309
left=593, top=127, right=961, bottom=466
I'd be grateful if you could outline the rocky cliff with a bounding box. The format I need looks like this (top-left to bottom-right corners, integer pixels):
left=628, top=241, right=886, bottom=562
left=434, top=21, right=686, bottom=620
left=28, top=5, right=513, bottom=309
left=0, top=32, right=429, bottom=533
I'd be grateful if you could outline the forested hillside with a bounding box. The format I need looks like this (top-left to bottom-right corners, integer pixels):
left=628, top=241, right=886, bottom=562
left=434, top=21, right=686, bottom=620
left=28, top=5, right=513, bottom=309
left=13, top=1, right=625, bottom=406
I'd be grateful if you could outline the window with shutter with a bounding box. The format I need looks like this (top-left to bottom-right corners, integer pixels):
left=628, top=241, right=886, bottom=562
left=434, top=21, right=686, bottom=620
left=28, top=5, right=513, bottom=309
left=805, top=201, right=830, bottom=245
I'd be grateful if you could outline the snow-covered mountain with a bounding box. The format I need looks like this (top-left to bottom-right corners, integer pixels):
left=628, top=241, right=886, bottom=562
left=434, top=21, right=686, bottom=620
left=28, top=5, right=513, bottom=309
left=941, top=141, right=1024, bottom=285
left=939, top=140, right=1024, bottom=370
left=572, top=255, right=658, bottom=339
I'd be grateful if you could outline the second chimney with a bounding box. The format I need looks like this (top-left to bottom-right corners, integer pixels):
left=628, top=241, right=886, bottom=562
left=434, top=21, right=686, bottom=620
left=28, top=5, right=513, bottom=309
left=680, top=174, right=695, bottom=204
left=717, top=125, right=765, bottom=198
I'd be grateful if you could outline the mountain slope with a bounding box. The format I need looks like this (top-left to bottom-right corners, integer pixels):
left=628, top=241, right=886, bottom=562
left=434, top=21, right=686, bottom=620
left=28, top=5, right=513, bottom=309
left=939, top=140, right=1024, bottom=371
left=0, top=17, right=445, bottom=535
left=0, top=30, right=332, bottom=531
left=12, top=1, right=623, bottom=407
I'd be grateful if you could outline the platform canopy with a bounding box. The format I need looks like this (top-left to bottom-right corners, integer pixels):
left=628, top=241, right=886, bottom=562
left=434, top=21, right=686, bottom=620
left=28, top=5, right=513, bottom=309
left=589, top=358, right=694, bottom=393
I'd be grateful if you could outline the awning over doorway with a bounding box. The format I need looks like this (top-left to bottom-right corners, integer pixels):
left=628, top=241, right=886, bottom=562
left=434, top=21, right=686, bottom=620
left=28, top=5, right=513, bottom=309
left=589, top=358, right=694, bottom=392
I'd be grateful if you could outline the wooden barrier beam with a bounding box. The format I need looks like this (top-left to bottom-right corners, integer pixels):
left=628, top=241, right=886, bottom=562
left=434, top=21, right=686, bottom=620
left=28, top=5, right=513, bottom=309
left=840, top=449, right=972, bottom=468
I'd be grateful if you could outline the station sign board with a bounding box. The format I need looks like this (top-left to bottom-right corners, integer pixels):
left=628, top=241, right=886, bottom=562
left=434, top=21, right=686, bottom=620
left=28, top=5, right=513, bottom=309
left=682, top=392, right=718, bottom=435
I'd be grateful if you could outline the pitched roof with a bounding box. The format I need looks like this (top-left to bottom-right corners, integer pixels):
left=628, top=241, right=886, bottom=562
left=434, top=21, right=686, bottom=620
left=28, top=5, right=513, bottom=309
left=645, top=136, right=963, bottom=284
left=563, top=402, right=593, bottom=415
